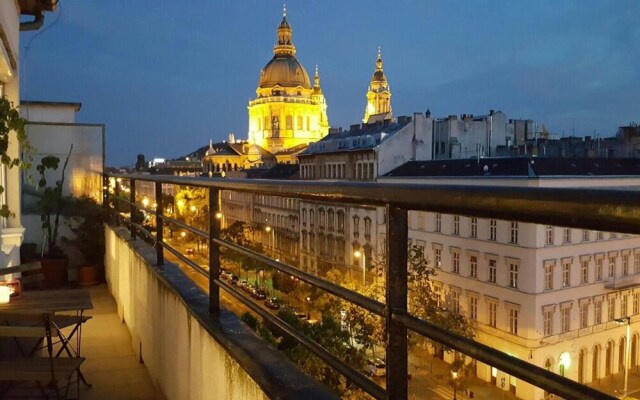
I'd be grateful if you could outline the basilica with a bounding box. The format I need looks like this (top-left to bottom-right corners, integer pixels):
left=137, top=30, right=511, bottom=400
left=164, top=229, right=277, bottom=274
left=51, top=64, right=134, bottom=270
left=203, top=8, right=391, bottom=173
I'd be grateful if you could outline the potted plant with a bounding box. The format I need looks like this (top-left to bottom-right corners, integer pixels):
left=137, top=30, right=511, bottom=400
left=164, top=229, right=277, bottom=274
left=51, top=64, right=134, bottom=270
left=64, top=196, right=105, bottom=285
left=36, top=145, right=72, bottom=288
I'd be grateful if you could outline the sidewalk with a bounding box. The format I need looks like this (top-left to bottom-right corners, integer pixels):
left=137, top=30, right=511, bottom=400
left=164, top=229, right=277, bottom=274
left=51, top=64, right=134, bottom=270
left=79, top=285, right=165, bottom=400
left=588, top=369, right=640, bottom=399
left=409, top=353, right=520, bottom=400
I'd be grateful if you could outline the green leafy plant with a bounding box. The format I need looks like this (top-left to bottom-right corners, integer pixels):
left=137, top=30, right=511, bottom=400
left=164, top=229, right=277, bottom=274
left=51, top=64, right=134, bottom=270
left=37, top=145, right=73, bottom=257
left=63, top=196, right=105, bottom=265
left=0, top=97, right=31, bottom=218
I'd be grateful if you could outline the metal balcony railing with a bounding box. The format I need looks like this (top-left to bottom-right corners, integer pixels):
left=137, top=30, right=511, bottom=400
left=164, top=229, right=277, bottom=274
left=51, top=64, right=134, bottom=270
left=103, top=173, right=640, bottom=400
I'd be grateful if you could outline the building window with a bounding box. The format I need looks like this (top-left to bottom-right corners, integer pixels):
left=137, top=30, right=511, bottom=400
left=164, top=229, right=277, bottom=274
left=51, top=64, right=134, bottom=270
left=469, top=256, right=478, bottom=278
left=580, top=303, right=589, bottom=328
left=636, top=254, right=640, bottom=274
left=470, top=218, right=477, bottom=238
left=509, top=262, right=518, bottom=288
left=488, top=259, right=497, bottom=283
left=510, top=222, right=519, bottom=244
left=581, top=260, right=589, bottom=284
left=286, top=115, right=293, bottom=130
left=609, top=256, right=616, bottom=278
left=544, top=264, right=553, bottom=291
left=452, top=251, right=460, bottom=274
left=543, top=309, right=553, bottom=336
left=622, top=295, right=628, bottom=317
left=595, top=258, right=603, bottom=281
left=634, top=293, right=640, bottom=315
left=488, top=302, right=497, bottom=328
left=302, top=208, right=307, bottom=226
left=594, top=300, right=602, bottom=324
left=451, top=290, right=460, bottom=314
left=435, top=213, right=442, bottom=233
left=453, top=216, right=460, bottom=236
left=582, top=230, right=590, bottom=242
left=545, top=226, right=554, bottom=245
left=623, top=254, right=630, bottom=276
left=434, top=247, right=442, bottom=268
left=352, top=216, right=359, bottom=237
left=563, top=228, right=571, bottom=243
left=509, top=309, right=519, bottom=335
left=364, top=217, right=371, bottom=240
left=561, top=307, right=571, bottom=333
left=327, top=209, right=335, bottom=230
left=597, top=231, right=605, bottom=240
left=297, top=115, right=303, bottom=130
left=469, top=297, right=478, bottom=320
left=417, top=212, right=425, bottom=230
left=489, top=219, right=497, bottom=241
left=608, top=298, right=615, bottom=321
left=562, top=261, right=571, bottom=287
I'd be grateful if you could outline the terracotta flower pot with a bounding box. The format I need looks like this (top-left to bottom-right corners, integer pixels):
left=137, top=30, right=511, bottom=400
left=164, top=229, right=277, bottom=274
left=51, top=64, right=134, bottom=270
left=77, top=264, right=100, bottom=286
left=40, top=257, right=69, bottom=289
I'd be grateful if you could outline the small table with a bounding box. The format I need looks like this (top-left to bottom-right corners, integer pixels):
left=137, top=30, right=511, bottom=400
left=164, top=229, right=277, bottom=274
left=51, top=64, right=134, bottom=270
left=0, top=289, right=93, bottom=386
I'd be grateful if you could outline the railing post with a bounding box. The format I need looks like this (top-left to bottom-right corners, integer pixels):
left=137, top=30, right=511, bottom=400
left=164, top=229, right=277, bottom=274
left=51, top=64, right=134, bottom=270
left=386, top=205, right=408, bottom=400
left=103, top=174, right=109, bottom=218
left=114, top=178, right=121, bottom=226
left=155, top=181, right=164, bottom=266
left=129, top=178, right=136, bottom=239
left=209, top=187, right=221, bottom=314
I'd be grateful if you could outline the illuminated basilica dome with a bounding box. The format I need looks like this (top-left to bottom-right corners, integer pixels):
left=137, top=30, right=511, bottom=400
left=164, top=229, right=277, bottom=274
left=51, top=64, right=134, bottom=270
left=248, top=6, right=329, bottom=154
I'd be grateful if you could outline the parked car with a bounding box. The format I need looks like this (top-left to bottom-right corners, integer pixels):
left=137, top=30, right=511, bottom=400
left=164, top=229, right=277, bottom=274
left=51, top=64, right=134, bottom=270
left=230, top=275, right=239, bottom=285
left=238, top=279, right=248, bottom=288
left=185, top=248, right=195, bottom=255
left=264, top=297, right=280, bottom=310
left=251, top=288, right=267, bottom=300
left=364, top=358, right=386, bottom=377
left=294, top=311, right=309, bottom=320
left=220, top=270, right=229, bottom=280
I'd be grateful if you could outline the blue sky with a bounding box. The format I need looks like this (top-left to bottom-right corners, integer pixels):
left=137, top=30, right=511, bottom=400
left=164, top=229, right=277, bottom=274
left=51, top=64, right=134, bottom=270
left=20, top=1, right=640, bottom=166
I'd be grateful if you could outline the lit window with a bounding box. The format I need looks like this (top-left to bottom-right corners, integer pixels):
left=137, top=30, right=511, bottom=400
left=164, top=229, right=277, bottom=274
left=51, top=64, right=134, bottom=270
left=509, top=262, right=518, bottom=288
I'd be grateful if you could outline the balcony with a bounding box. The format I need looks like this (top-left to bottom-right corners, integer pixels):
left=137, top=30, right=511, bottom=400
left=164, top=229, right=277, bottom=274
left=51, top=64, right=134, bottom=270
left=605, top=274, right=640, bottom=290
left=95, top=173, right=640, bottom=400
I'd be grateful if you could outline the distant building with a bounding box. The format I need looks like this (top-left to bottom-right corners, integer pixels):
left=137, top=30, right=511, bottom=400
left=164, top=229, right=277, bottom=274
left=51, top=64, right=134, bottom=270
left=381, top=157, right=640, bottom=400
left=362, top=48, right=392, bottom=124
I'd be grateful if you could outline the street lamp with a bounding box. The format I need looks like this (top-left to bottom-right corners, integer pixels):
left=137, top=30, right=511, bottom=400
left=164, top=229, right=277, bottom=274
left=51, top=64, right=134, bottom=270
left=615, top=316, right=631, bottom=399
left=215, top=212, right=226, bottom=229
left=354, top=250, right=366, bottom=286
left=451, top=370, right=458, bottom=400
left=141, top=197, right=149, bottom=207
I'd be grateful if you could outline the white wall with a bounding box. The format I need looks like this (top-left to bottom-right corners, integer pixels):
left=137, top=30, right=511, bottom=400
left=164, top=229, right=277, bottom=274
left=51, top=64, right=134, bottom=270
left=21, top=103, right=78, bottom=123
left=377, top=113, right=432, bottom=176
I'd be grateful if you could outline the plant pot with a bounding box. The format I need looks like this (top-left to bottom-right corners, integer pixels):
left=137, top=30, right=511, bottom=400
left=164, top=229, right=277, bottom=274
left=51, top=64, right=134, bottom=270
left=40, top=257, right=69, bottom=289
left=77, top=264, right=101, bottom=286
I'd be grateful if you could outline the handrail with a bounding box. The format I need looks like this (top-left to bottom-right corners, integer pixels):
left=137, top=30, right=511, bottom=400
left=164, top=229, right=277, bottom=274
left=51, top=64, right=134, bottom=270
left=105, top=173, right=622, bottom=400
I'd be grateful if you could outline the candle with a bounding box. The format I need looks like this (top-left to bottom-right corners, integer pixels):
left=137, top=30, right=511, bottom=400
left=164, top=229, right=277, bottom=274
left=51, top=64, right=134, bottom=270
left=0, top=286, right=10, bottom=304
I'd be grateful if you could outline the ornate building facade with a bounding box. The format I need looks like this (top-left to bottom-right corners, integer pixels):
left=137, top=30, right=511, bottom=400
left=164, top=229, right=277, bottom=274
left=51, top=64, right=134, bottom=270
left=362, top=48, right=392, bottom=124
left=247, top=8, right=329, bottom=154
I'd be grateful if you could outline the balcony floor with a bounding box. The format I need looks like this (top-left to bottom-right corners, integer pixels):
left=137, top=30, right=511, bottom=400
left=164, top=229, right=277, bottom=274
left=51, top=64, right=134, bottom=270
left=79, top=284, right=164, bottom=400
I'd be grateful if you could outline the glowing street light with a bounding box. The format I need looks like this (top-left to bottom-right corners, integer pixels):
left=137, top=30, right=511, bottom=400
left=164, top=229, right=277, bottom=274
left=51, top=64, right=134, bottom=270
left=354, top=250, right=366, bottom=286
left=190, top=205, right=197, bottom=212
left=141, top=197, right=149, bottom=207
left=180, top=231, right=186, bottom=239
left=451, top=370, right=459, bottom=400
left=265, top=226, right=274, bottom=257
